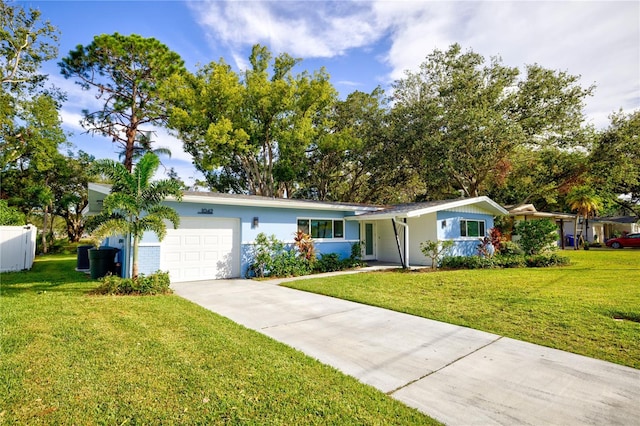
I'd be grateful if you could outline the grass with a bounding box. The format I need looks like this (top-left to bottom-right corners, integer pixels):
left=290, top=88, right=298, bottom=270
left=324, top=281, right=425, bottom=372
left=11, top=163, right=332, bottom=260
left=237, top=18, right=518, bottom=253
left=284, top=249, right=640, bottom=369
left=0, top=255, right=437, bottom=425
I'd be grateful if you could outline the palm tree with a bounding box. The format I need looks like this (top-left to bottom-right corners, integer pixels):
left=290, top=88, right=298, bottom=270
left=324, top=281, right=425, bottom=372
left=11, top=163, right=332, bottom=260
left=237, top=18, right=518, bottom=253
left=118, top=131, right=172, bottom=163
left=566, top=185, right=602, bottom=248
left=91, top=153, right=182, bottom=278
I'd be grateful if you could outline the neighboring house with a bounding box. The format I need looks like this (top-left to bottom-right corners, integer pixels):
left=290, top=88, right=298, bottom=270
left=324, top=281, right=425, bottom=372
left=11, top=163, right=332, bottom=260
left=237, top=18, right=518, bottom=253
left=87, top=183, right=507, bottom=281
left=507, top=204, right=577, bottom=248
left=592, top=216, right=640, bottom=242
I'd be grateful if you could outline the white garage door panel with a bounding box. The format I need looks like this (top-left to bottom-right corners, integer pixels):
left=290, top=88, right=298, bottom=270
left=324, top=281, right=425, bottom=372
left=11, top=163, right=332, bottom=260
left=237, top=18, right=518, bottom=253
left=160, top=217, right=240, bottom=282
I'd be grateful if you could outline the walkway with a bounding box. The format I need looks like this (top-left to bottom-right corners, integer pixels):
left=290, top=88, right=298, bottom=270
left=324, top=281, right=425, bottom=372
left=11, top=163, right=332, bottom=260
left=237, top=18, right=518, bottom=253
left=172, top=277, right=640, bottom=425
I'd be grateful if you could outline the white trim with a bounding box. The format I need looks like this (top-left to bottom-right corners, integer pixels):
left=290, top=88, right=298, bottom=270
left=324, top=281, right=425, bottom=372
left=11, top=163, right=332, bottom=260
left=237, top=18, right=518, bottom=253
left=242, top=238, right=360, bottom=245
left=297, top=217, right=346, bottom=240
left=346, top=196, right=508, bottom=221
left=460, top=219, right=487, bottom=238
left=361, top=221, right=377, bottom=261
left=89, top=183, right=381, bottom=213
left=138, top=242, right=161, bottom=247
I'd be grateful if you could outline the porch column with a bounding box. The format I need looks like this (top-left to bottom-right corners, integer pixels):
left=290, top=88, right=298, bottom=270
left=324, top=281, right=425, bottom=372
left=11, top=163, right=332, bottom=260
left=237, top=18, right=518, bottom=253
left=392, top=218, right=410, bottom=268
left=391, top=218, right=405, bottom=268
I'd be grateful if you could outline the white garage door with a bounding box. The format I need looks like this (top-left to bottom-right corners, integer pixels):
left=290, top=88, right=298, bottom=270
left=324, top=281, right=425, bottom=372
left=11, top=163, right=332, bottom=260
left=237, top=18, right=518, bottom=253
left=160, top=217, right=240, bottom=282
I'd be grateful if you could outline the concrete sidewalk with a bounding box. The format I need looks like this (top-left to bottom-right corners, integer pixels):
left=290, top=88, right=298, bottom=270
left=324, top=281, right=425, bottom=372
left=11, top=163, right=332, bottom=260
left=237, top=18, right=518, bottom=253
left=172, top=278, right=640, bottom=425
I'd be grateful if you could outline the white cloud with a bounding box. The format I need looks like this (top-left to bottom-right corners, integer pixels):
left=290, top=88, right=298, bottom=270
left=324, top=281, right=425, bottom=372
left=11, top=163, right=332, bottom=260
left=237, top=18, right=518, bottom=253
left=151, top=127, right=193, bottom=164
left=373, top=1, right=639, bottom=128
left=188, top=0, right=385, bottom=62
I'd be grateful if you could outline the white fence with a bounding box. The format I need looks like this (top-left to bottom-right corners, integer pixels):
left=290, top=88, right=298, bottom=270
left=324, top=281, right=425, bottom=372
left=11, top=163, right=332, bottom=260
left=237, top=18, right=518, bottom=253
left=0, top=225, right=37, bottom=272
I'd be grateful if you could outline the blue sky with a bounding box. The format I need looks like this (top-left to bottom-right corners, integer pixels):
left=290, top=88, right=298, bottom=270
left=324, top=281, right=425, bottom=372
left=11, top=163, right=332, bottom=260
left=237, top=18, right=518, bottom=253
left=17, top=0, right=640, bottom=187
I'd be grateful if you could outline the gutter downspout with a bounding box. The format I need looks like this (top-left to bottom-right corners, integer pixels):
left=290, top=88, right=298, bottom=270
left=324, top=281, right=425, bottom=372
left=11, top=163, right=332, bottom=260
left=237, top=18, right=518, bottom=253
left=392, top=218, right=410, bottom=269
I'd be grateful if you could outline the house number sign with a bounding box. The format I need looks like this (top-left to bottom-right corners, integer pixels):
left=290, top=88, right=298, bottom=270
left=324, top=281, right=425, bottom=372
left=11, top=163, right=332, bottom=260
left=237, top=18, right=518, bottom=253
left=198, top=208, right=214, bottom=215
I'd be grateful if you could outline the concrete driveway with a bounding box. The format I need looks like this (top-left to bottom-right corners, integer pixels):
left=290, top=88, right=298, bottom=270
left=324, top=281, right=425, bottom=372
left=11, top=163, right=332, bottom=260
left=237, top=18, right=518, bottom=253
left=172, top=278, right=640, bottom=425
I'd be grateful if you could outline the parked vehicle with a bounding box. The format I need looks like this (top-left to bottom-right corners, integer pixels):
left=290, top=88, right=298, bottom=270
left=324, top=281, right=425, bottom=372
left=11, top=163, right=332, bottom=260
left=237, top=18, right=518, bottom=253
left=606, top=233, right=640, bottom=249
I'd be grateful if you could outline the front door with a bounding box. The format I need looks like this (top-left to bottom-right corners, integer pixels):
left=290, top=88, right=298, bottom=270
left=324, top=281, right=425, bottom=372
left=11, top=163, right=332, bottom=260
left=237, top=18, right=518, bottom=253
left=362, top=222, right=376, bottom=260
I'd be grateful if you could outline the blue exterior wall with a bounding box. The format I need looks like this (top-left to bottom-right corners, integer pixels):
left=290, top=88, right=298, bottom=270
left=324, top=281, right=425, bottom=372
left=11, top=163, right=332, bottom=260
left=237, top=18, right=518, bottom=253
left=137, top=245, right=161, bottom=275
left=437, top=210, right=495, bottom=257
left=138, top=200, right=362, bottom=278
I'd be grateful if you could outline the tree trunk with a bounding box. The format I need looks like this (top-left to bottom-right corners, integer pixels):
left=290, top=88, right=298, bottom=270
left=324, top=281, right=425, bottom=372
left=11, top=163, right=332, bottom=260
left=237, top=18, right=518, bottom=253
left=573, top=214, right=579, bottom=250
left=132, top=237, right=139, bottom=279
left=41, top=205, right=49, bottom=254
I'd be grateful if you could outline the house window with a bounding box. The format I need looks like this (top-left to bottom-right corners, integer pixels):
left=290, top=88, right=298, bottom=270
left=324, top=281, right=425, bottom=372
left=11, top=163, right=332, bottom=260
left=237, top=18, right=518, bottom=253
left=460, top=219, right=485, bottom=237
left=297, top=219, right=345, bottom=239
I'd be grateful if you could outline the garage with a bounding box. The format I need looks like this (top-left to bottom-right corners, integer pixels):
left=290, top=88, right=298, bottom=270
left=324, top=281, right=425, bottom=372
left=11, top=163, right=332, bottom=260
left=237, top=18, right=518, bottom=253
left=160, top=217, right=240, bottom=282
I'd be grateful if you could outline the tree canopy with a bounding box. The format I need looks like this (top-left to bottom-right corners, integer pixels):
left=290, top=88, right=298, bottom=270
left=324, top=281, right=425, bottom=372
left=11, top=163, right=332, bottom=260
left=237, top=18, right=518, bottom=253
left=0, top=0, right=58, bottom=88
left=589, top=111, right=640, bottom=217
left=166, top=44, right=337, bottom=197
left=59, top=33, right=185, bottom=172
left=390, top=44, right=594, bottom=200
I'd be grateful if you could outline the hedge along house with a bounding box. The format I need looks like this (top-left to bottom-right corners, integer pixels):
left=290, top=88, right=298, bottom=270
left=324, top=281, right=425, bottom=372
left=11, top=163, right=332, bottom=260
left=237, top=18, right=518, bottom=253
left=87, top=183, right=507, bottom=281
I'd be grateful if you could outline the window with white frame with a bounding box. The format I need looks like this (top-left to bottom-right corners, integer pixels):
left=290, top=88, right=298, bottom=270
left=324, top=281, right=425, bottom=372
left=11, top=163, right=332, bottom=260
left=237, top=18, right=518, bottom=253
left=297, top=219, right=345, bottom=239
left=460, top=219, right=485, bottom=238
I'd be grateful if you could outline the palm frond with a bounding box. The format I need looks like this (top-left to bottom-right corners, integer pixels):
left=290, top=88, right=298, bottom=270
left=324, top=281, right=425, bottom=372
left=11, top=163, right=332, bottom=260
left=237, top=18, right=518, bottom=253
left=138, top=215, right=169, bottom=241
left=102, top=192, right=139, bottom=216
left=133, top=153, right=161, bottom=191
left=93, top=218, right=131, bottom=243
left=147, top=205, right=181, bottom=228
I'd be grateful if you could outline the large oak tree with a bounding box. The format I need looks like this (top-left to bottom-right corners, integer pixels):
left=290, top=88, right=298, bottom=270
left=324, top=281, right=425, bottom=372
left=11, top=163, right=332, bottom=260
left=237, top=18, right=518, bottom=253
left=391, top=44, right=593, bottom=199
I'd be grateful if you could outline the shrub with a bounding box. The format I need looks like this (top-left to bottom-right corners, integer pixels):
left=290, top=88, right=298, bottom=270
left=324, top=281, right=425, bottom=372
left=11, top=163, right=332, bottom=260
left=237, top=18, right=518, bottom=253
left=440, top=256, right=495, bottom=270
left=477, top=237, right=495, bottom=258
left=514, top=219, right=558, bottom=255
left=270, top=249, right=311, bottom=277
left=350, top=241, right=363, bottom=262
left=94, top=271, right=171, bottom=295
left=441, top=253, right=569, bottom=270
left=248, top=233, right=311, bottom=278
left=0, top=200, right=25, bottom=226
left=294, top=231, right=316, bottom=265
left=499, top=241, right=524, bottom=256
left=493, top=254, right=526, bottom=268
left=420, top=240, right=455, bottom=269
left=489, top=227, right=504, bottom=253
left=525, top=253, right=570, bottom=268
left=314, top=253, right=343, bottom=273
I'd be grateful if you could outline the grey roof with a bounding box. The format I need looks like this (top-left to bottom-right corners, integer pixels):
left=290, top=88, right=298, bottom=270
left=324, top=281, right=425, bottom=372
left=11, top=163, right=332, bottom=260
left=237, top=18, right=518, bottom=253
left=355, top=199, right=457, bottom=217
left=181, top=190, right=382, bottom=210
left=350, top=196, right=508, bottom=220
left=594, top=216, right=639, bottom=224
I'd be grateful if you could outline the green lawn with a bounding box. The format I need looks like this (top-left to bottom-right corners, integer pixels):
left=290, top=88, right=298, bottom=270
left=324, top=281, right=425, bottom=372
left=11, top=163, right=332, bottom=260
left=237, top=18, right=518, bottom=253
left=285, top=249, right=640, bottom=369
left=0, top=255, right=436, bottom=425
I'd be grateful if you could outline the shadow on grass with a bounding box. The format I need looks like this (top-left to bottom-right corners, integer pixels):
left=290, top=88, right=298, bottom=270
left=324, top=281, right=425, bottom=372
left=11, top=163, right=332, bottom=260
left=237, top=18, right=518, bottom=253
left=0, top=255, right=98, bottom=297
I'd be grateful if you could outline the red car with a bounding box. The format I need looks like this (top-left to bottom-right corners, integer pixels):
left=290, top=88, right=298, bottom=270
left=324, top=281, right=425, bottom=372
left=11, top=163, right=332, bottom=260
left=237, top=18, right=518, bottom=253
left=606, top=233, right=640, bottom=248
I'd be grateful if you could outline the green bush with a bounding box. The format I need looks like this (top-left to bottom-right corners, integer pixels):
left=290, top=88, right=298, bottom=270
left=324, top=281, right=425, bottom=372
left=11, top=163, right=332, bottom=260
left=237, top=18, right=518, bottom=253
left=94, top=271, right=172, bottom=295
left=420, top=240, right=455, bottom=269
left=514, top=219, right=558, bottom=255
left=499, top=241, right=524, bottom=256
left=314, top=253, right=343, bottom=273
left=248, top=233, right=311, bottom=278
left=494, top=254, right=527, bottom=268
left=270, top=249, right=311, bottom=277
left=525, top=253, right=570, bottom=268
left=441, top=256, right=496, bottom=270
left=441, top=253, right=570, bottom=270
left=0, top=200, right=25, bottom=226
